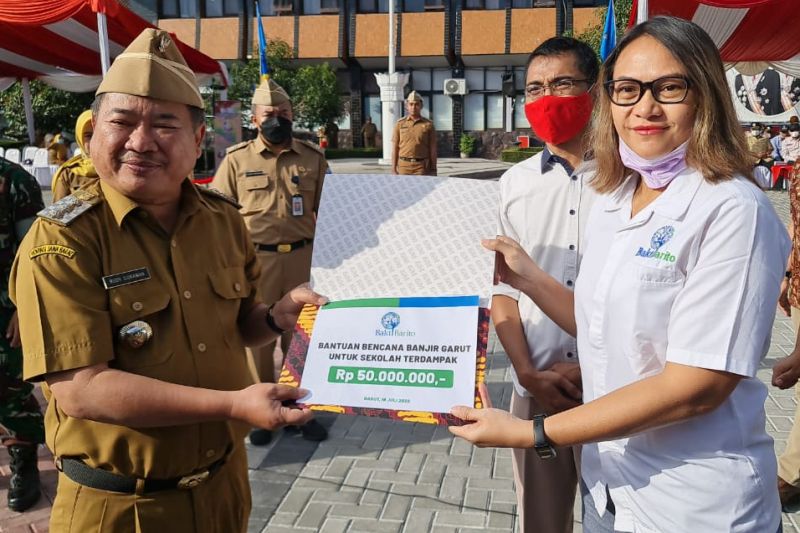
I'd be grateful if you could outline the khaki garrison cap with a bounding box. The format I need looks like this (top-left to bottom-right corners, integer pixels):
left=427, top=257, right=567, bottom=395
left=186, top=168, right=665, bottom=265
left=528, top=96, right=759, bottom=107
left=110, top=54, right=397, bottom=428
left=406, top=91, right=423, bottom=103
left=96, top=28, right=204, bottom=109
left=252, top=78, right=291, bottom=106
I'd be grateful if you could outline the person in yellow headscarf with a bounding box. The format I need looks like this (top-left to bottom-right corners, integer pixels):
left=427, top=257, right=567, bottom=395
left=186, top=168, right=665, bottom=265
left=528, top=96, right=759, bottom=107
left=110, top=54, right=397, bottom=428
left=51, top=110, right=97, bottom=201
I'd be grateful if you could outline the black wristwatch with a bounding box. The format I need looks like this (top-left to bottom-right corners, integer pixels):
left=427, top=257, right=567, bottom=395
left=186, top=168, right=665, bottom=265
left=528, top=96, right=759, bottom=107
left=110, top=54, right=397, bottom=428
left=265, top=303, right=286, bottom=335
left=787, top=270, right=793, bottom=280
left=532, top=414, right=557, bottom=459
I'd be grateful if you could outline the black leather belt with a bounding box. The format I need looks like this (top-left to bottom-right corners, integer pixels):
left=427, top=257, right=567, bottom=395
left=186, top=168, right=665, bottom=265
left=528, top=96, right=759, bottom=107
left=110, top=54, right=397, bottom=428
left=57, top=455, right=227, bottom=494
left=399, top=157, right=426, bottom=163
left=255, top=238, right=312, bottom=253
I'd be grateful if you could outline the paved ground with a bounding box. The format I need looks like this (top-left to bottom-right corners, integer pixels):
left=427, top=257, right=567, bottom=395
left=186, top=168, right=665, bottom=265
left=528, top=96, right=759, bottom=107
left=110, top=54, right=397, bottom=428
left=327, top=157, right=512, bottom=180
left=1, top=188, right=799, bottom=532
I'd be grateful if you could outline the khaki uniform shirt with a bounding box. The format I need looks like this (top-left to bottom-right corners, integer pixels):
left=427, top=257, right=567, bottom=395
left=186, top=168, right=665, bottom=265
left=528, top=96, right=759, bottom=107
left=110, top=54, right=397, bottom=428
left=10, top=179, right=259, bottom=478
left=361, top=122, right=377, bottom=138
left=747, top=135, right=772, bottom=162
left=212, top=136, right=328, bottom=245
left=393, top=116, right=435, bottom=159
left=51, top=155, right=98, bottom=202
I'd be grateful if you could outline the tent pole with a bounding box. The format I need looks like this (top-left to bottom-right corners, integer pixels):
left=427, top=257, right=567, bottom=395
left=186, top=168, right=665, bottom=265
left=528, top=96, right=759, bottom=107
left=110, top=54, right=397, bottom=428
left=637, top=0, right=648, bottom=23
left=97, top=12, right=111, bottom=75
left=21, top=79, right=35, bottom=146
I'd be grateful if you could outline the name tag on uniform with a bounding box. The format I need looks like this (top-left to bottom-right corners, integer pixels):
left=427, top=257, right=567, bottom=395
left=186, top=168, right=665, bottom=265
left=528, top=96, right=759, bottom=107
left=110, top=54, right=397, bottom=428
left=292, top=195, right=304, bottom=216
left=245, top=170, right=266, bottom=177
left=102, top=268, right=151, bottom=289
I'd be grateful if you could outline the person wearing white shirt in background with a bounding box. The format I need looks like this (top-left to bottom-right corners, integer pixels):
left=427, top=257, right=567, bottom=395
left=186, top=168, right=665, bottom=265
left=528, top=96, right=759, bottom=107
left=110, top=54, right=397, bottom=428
left=783, top=123, right=800, bottom=164
left=451, top=16, right=788, bottom=533
left=493, top=36, right=598, bottom=533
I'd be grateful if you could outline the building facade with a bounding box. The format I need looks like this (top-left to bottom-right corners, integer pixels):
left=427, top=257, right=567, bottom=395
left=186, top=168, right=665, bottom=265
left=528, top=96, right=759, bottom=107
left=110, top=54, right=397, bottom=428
left=132, top=0, right=605, bottom=156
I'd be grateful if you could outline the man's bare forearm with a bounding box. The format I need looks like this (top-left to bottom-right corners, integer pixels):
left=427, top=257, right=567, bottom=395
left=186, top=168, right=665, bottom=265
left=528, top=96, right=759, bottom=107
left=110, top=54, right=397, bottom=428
left=47, top=364, right=235, bottom=428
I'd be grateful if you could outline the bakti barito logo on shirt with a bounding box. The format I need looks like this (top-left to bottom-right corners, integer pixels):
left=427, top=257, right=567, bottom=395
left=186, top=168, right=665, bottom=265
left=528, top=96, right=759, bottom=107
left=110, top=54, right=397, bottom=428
left=635, top=226, right=676, bottom=262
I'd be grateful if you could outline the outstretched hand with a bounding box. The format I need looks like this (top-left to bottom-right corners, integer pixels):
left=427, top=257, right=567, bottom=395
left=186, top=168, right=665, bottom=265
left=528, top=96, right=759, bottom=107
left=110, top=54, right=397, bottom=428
left=273, top=284, right=328, bottom=331
left=482, top=237, right=542, bottom=291
left=448, top=383, right=534, bottom=448
left=230, top=383, right=314, bottom=429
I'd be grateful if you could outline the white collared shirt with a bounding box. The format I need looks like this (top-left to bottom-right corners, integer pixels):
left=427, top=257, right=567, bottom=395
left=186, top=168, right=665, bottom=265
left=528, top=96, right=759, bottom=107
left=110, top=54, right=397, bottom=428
left=494, top=150, right=598, bottom=397
left=575, top=168, right=789, bottom=532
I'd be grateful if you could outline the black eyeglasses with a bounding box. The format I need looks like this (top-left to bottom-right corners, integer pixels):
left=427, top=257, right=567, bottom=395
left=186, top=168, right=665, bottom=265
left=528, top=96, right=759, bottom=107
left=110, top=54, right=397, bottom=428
left=525, top=79, right=590, bottom=99
left=604, top=76, right=691, bottom=106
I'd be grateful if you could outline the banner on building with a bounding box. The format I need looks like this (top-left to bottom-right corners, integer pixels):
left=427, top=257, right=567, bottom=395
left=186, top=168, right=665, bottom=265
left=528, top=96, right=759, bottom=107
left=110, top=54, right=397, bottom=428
left=729, top=67, right=800, bottom=123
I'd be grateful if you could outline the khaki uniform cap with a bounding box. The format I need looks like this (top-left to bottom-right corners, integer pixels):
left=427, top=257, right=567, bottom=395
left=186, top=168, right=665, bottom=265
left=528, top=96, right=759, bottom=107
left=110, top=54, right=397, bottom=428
left=96, top=28, right=204, bottom=109
left=406, top=91, right=423, bottom=103
left=252, top=78, right=291, bottom=107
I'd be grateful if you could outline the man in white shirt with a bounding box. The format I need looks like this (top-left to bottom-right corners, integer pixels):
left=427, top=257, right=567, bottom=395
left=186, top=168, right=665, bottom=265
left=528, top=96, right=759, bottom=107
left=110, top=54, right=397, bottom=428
left=493, top=37, right=599, bottom=533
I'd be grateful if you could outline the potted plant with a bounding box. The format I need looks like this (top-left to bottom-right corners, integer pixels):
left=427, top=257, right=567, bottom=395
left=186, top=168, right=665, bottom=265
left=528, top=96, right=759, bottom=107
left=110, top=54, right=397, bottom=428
left=459, top=133, right=476, bottom=158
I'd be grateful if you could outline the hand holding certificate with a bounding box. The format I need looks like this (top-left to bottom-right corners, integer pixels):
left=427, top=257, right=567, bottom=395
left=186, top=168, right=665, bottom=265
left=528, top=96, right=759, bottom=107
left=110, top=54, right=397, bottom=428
left=281, top=174, right=499, bottom=425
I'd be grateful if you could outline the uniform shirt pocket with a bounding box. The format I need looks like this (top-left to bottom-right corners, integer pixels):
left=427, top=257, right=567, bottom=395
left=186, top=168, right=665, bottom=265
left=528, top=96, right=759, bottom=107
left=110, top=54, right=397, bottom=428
left=617, top=264, right=685, bottom=378
left=108, top=285, right=172, bottom=371
left=208, top=266, right=248, bottom=348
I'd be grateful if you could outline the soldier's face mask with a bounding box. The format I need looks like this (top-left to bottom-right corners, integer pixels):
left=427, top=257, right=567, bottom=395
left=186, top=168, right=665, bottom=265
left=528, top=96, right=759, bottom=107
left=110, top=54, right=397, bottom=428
left=260, top=116, right=293, bottom=145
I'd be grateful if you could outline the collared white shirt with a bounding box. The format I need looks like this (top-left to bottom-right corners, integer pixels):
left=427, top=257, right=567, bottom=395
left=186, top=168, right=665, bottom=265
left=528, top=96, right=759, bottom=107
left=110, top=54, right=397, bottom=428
left=782, top=136, right=800, bottom=161
left=575, top=168, right=789, bottom=533
left=494, top=149, right=598, bottom=397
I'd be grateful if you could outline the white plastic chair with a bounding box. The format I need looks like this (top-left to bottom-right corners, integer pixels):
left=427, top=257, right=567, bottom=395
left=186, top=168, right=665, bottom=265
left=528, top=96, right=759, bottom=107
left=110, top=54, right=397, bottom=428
left=23, top=146, right=37, bottom=162
left=31, top=148, right=53, bottom=188
left=69, top=142, right=79, bottom=157
left=5, top=148, right=20, bottom=163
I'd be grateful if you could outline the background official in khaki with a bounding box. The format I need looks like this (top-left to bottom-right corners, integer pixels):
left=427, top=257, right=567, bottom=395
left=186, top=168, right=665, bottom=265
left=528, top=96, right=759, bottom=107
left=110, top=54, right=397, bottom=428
left=392, top=91, right=437, bottom=176
left=212, top=78, right=329, bottom=445
left=10, top=28, right=324, bottom=533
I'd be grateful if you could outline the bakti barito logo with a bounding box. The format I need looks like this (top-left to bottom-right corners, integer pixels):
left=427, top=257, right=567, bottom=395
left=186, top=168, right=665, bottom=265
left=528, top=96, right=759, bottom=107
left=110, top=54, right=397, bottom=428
left=376, top=312, right=415, bottom=337
left=635, top=225, right=676, bottom=262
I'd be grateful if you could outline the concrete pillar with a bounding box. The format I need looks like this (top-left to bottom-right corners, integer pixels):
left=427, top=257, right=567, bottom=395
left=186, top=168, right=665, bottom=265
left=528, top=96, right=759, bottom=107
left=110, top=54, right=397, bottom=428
left=374, top=71, right=409, bottom=166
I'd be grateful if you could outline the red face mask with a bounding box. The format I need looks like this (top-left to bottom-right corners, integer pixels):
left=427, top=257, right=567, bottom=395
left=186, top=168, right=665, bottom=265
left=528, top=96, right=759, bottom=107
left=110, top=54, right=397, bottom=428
left=524, top=92, right=593, bottom=146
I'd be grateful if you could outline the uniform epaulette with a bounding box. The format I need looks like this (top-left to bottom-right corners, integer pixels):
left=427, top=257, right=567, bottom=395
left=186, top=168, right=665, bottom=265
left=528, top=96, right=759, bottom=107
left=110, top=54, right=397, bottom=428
left=225, top=140, right=252, bottom=154
left=296, top=139, right=326, bottom=156
left=198, top=186, right=242, bottom=209
left=37, top=189, right=101, bottom=226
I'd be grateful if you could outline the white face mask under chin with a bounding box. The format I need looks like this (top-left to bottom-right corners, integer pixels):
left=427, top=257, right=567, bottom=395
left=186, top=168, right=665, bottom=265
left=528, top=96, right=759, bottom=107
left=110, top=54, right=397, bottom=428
left=792, top=132, right=800, bottom=139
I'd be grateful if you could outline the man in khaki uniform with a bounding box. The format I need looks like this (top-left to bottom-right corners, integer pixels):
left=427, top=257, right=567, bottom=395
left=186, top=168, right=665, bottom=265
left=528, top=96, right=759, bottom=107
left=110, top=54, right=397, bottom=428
left=10, top=28, right=323, bottom=532
left=361, top=116, right=377, bottom=148
left=212, top=78, right=329, bottom=445
left=392, top=91, right=437, bottom=175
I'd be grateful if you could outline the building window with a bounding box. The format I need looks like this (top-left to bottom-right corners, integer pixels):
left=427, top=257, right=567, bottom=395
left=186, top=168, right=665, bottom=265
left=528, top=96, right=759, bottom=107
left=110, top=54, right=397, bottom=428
left=432, top=94, right=452, bottom=131
left=364, top=95, right=383, bottom=132
left=463, top=68, right=519, bottom=131
left=358, top=0, right=390, bottom=12
left=204, top=0, right=241, bottom=16
left=573, top=0, right=606, bottom=5
left=258, top=0, right=295, bottom=15
left=160, top=0, right=198, bottom=17
left=464, top=0, right=503, bottom=9
left=303, top=0, right=339, bottom=14
left=513, top=95, right=529, bottom=129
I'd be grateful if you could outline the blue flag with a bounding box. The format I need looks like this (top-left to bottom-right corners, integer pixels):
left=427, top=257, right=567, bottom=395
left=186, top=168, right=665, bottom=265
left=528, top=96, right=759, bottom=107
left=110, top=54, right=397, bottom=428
left=254, top=1, right=270, bottom=81
left=600, top=0, right=617, bottom=61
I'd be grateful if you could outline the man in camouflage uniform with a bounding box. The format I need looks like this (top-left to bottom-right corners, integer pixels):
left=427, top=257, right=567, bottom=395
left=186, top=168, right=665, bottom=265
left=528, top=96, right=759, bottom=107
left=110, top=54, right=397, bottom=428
left=0, top=157, right=44, bottom=512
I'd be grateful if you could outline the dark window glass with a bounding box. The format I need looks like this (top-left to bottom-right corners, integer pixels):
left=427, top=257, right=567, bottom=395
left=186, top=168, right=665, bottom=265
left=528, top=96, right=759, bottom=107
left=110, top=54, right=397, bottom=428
left=358, top=0, right=388, bottom=12
left=161, top=0, right=179, bottom=17
left=404, top=0, right=424, bottom=12
left=320, top=0, right=339, bottom=12
left=464, top=0, right=481, bottom=8
left=573, top=0, right=605, bottom=6
left=464, top=0, right=502, bottom=9
left=304, top=0, right=321, bottom=13
left=259, top=0, right=294, bottom=15
left=533, top=0, right=555, bottom=5
left=512, top=0, right=532, bottom=7
left=225, top=0, right=240, bottom=13
left=205, top=0, right=223, bottom=16
left=179, top=0, right=198, bottom=16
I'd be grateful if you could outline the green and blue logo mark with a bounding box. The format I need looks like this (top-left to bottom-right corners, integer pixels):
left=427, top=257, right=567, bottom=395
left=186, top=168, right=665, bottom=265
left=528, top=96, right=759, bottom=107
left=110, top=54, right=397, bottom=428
left=635, top=225, right=677, bottom=262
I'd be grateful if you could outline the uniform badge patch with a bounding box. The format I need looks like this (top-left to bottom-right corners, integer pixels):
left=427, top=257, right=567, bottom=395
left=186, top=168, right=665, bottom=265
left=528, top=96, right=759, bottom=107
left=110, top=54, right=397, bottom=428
left=29, top=244, right=76, bottom=259
left=37, top=189, right=101, bottom=226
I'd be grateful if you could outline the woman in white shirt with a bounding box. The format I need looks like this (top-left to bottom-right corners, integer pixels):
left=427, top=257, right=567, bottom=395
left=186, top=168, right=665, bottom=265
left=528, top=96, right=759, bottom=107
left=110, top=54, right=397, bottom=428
left=451, top=16, right=789, bottom=533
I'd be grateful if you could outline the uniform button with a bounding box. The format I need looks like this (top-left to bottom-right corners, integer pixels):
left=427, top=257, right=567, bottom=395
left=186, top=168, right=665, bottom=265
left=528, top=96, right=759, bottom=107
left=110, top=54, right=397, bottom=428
left=571, top=175, right=578, bottom=181
left=183, top=290, right=192, bottom=299
left=197, top=343, right=207, bottom=352
left=206, top=449, right=216, bottom=458
left=131, top=301, right=144, bottom=311
left=569, top=244, right=575, bottom=250
left=569, top=209, right=576, bottom=215
left=171, top=239, right=178, bottom=248
left=566, top=280, right=573, bottom=287
left=234, top=282, right=242, bottom=292
left=567, top=351, right=574, bottom=358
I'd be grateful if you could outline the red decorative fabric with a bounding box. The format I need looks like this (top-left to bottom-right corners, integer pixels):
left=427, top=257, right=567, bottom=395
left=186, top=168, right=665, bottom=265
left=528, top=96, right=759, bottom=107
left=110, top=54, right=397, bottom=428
left=0, top=0, right=87, bottom=25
